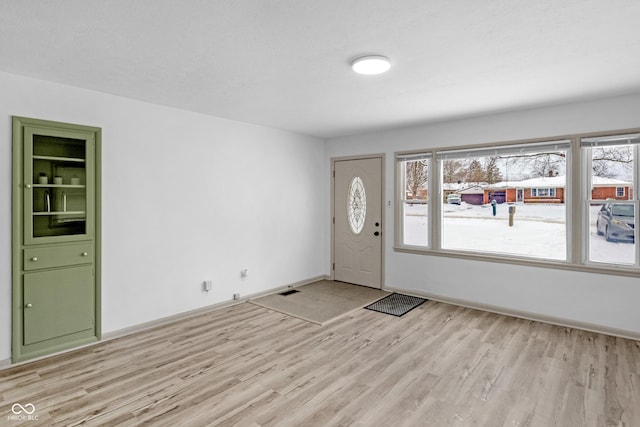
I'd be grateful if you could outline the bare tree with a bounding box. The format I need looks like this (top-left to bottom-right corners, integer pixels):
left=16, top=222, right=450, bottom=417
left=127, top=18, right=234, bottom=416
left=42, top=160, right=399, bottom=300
left=466, top=159, right=485, bottom=183
left=442, top=160, right=465, bottom=183
left=405, top=160, right=428, bottom=199
left=530, top=154, right=563, bottom=177
left=592, top=146, right=633, bottom=179
left=484, top=157, right=503, bottom=184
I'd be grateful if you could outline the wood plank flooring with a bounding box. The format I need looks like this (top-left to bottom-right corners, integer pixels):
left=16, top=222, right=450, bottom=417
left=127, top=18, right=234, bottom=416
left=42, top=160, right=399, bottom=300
left=1, top=299, right=639, bottom=426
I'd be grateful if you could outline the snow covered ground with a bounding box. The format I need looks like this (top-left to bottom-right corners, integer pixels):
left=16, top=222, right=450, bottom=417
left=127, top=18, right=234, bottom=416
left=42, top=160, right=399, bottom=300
left=403, top=202, right=635, bottom=265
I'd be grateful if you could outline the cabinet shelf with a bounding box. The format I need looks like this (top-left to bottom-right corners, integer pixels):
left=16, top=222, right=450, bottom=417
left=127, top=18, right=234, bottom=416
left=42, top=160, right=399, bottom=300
left=32, top=184, right=86, bottom=188
left=33, top=211, right=86, bottom=216
left=33, top=155, right=85, bottom=163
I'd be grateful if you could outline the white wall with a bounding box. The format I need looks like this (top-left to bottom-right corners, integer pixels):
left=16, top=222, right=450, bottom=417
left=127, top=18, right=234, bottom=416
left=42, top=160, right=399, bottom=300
left=3, top=70, right=638, bottom=364
left=0, top=71, right=327, bottom=361
left=326, top=93, right=640, bottom=336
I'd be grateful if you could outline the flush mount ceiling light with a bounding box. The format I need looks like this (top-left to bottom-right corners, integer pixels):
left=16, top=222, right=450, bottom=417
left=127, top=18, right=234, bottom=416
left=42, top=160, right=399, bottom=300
left=351, top=55, right=391, bottom=75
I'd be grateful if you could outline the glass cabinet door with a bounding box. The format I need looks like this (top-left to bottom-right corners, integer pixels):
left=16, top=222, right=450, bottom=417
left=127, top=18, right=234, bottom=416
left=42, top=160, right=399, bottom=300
left=23, top=126, right=95, bottom=244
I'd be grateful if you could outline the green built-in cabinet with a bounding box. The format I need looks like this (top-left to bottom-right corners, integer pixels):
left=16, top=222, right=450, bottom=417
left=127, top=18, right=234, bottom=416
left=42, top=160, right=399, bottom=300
left=12, top=116, right=101, bottom=362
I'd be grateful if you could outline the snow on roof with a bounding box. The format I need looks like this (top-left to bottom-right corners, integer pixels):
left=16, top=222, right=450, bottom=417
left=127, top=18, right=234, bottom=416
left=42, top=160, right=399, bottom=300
left=490, top=175, right=565, bottom=188
left=490, top=175, right=631, bottom=188
left=458, top=185, right=485, bottom=194
left=442, top=182, right=487, bottom=191
left=591, top=176, right=633, bottom=186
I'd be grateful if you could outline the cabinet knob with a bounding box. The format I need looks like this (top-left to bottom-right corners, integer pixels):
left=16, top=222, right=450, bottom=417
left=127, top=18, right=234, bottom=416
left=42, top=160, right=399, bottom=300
left=25, top=184, right=32, bottom=189
left=25, top=303, right=33, bottom=308
left=82, top=252, right=88, bottom=256
left=31, top=257, right=38, bottom=262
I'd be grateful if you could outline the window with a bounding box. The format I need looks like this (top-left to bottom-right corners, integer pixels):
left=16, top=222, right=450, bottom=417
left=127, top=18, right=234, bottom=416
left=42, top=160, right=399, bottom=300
left=397, top=152, right=431, bottom=247
left=395, top=129, right=640, bottom=275
left=437, top=141, right=569, bottom=260
left=347, top=177, right=366, bottom=235
left=531, top=188, right=556, bottom=197
left=582, top=133, right=639, bottom=267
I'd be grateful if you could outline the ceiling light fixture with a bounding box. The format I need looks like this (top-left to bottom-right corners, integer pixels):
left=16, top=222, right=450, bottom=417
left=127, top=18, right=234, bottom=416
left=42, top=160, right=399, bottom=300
left=351, top=55, right=391, bottom=75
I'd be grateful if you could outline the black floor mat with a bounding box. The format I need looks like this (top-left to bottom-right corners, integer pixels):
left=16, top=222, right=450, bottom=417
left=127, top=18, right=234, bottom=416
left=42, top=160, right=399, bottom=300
left=279, top=289, right=300, bottom=296
left=364, top=293, right=427, bottom=317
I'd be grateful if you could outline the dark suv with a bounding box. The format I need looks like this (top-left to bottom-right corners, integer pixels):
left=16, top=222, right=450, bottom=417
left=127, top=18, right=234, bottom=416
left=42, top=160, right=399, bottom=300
left=596, top=202, right=635, bottom=242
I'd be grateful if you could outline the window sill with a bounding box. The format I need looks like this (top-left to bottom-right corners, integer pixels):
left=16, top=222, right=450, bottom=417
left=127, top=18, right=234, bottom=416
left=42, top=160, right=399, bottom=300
left=393, top=245, right=640, bottom=278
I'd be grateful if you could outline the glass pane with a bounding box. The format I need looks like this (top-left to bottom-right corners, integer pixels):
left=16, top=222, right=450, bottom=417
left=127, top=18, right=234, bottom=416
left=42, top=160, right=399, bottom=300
left=403, top=201, right=428, bottom=246
left=32, top=134, right=87, bottom=238
left=589, top=202, right=635, bottom=264
left=441, top=148, right=567, bottom=260
left=588, top=143, right=635, bottom=264
left=402, top=159, right=429, bottom=246
left=348, top=176, right=366, bottom=234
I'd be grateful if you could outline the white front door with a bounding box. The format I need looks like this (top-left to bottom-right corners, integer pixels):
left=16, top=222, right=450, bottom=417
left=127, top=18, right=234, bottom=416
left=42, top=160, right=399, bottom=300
left=333, top=157, right=382, bottom=288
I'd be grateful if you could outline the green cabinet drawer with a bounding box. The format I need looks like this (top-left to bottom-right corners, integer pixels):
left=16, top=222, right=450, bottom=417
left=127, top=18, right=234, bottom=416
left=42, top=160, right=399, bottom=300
left=24, top=243, right=93, bottom=271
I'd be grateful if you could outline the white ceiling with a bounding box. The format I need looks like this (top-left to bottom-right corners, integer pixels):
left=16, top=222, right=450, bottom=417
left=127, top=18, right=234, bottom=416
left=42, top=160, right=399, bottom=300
left=1, top=1, right=640, bottom=138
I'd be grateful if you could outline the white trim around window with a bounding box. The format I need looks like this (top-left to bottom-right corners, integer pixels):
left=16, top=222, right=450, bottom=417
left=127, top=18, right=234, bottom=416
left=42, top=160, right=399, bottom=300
left=531, top=188, right=556, bottom=197
left=395, top=128, right=640, bottom=278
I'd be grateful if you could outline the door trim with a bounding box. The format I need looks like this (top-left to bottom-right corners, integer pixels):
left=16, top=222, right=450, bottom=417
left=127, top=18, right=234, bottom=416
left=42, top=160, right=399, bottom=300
left=331, top=154, right=385, bottom=289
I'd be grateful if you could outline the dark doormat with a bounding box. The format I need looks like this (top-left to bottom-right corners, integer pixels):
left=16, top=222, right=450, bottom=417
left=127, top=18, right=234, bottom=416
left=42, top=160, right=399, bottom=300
left=364, top=293, right=427, bottom=317
left=279, top=289, right=300, bottom=296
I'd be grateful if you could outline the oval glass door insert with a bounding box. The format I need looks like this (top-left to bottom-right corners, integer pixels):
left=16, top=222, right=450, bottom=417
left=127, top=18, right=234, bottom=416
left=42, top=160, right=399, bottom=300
left=347, top=176, right=366, bottom=234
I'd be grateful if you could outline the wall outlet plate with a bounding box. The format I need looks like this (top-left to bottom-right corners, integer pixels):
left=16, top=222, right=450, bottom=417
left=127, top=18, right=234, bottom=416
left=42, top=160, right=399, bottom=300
left=233, top=293, right=240, bottom=300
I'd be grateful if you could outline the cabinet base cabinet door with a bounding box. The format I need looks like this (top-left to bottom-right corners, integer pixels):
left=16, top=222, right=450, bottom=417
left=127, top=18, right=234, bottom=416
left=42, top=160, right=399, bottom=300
left=23, top=266, right=95, bottom=345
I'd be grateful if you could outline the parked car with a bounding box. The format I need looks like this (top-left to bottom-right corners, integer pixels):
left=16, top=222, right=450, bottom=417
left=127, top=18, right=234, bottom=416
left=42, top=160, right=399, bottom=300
left=447, top=193, right=461, bottom=205
left=596, top=202, right=635, bottom=242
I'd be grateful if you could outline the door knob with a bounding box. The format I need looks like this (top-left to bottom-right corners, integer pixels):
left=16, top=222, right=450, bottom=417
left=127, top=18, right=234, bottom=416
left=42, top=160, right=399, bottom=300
left=374, top=231, right=380, bottom=236
left=375, top=222, right=380, bottom=227
left=25, top=303, right=33, bottom=308
left=31, top=257, right=38, bottom=262
left=25, top=184, right=32, bottom=189
left=82, top=252, right=88, bottom=256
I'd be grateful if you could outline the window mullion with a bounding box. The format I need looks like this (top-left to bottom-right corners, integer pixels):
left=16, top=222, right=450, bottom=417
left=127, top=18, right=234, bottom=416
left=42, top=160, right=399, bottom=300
left=395, top=160, right=404, bottom=248
left=432, top=152, right=441, bottom=250
left=580, top=143, right=592, bottom=265
left=635, top=145, right=639, bottom=267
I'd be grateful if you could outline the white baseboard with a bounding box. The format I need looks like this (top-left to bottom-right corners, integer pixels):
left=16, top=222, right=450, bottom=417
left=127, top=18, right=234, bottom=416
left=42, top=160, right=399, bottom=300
left=385, top=285, right=640, bottom=342
left=0, top=275, right=329, bottom=370
left=0, top=358, right=10, bottom=369
left=102, top=275, right=328, bottom=341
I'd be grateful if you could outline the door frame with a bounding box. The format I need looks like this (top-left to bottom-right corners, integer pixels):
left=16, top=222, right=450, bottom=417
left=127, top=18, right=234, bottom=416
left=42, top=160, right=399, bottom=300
left=331, top=154, right=385, bottom=289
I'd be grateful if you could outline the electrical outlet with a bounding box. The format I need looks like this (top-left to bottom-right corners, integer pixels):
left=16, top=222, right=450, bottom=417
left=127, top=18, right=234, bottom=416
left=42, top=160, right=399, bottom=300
left=233, top=293, right=240, bottom=300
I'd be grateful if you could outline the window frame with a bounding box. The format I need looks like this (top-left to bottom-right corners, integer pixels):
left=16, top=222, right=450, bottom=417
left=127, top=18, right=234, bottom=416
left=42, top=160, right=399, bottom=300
left=581, top=134, right=640, bottom=269
left=396, top=151, right=433, bottom=250
left=531, top=188, right=556, bottom=198
left=394, top=127, right=640, bottom=278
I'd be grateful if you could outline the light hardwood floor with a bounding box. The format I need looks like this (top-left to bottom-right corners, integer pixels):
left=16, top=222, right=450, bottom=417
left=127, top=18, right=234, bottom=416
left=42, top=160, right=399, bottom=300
left=1, top=299, right=639, bottom=426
